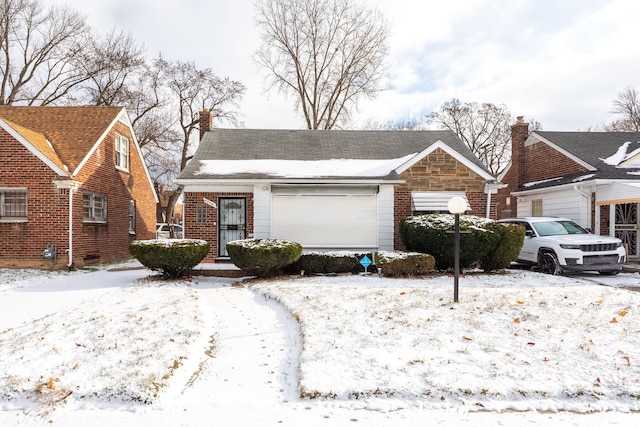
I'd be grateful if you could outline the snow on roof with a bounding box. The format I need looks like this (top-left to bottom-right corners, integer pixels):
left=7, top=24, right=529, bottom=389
left=195, top=153, right=416, bottom=178
left=600, top=141, right=640, bottom=167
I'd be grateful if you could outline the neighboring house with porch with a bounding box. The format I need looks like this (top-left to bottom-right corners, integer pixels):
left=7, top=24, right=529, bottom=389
left=495, top=117, right=640, bottom=258
left=176, top=111, right=503, bottom=262
left=0, top=106, right=158, bottom=268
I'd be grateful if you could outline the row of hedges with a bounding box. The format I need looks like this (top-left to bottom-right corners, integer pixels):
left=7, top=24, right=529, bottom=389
left=128, top=214, right=524, bottom=279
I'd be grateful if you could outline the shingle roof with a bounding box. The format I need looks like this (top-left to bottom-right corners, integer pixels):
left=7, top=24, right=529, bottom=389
left=179, top=128, right=490, bottom=180
left=519, top=131, right=640, bottom=191
left=0, top=106, right=124, bottom=174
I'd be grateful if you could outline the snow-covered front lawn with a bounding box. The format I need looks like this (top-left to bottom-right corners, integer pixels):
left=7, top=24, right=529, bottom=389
left=0, top=264, right=639, bottom=426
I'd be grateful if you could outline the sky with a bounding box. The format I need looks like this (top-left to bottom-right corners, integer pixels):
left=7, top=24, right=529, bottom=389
left=50, top=0, right=640, bottom=131
left=1, top=262, right=640, bottom=425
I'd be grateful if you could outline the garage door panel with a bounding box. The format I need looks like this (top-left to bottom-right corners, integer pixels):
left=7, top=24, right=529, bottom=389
left=272, top=195, right=377, bottom=247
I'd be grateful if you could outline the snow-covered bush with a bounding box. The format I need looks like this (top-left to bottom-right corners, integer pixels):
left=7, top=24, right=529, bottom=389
left=128, top=239, right=210, bottom=279
left=399, top=214, right=524, bottom=272
left=226, top=238, right=302, bottom=277
left=375, top=251, right=435, bottom=277
left=286, top=252, right=369, bottom=275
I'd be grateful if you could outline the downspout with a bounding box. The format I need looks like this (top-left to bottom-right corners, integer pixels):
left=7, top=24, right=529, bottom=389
left=68, top=182, right=79, bottom=269
left=68, top=185, right=74, bottom=268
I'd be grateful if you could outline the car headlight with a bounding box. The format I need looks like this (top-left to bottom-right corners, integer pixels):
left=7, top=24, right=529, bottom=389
left=559, top=244, right=581, bottom=249
left=616, top=242, right=623, bottom=248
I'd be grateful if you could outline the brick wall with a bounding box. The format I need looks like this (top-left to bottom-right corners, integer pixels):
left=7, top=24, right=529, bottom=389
left=525, top=141, right=589, bottom=182
left=0, top=121, right=156, bottom=269
left=183, top=192, right=254, bottom=261
left=393, top=148, right=490, bottom=249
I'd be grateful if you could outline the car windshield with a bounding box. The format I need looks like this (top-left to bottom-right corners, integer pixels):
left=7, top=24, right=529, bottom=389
left=532, top=220, right=589, bottom=236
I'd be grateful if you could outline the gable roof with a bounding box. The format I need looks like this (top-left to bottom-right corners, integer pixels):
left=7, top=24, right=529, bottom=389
left=178, top=129, right=493, bottom=182
left=517, top=131, right=640, bottom=191
left=0, top=106, right=125, bottom=176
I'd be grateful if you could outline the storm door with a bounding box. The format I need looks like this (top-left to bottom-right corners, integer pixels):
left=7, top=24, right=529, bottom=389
left=218, top=197, right=246, bottom=257
left=615, top=203, right=638, bottom=257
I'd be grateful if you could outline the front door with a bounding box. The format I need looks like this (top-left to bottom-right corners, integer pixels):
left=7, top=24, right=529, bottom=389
left=615, top=203, right=638, bottom=257
left=218, top=198, right=246, bottom=257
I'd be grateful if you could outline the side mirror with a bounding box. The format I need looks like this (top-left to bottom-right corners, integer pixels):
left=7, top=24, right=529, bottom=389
left=525, top=230, right=534, bottom=237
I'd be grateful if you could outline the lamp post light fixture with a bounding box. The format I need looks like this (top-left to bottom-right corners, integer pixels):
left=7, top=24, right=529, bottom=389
left=448, top=196, right=467, bottom=303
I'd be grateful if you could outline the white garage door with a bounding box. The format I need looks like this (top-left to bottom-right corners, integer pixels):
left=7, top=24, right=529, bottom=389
left=271, top=188, right=378, bottom=248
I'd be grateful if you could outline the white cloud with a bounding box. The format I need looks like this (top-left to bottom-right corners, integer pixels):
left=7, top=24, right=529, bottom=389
left=50, top=0, right=640, bottom=131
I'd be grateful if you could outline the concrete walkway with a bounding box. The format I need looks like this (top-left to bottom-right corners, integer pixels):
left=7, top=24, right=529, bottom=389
left=169, top=277, right=303, bottom=423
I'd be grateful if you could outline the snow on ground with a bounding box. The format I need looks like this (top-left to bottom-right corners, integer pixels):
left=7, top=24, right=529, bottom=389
left=0, top=263, right=640, bottom=426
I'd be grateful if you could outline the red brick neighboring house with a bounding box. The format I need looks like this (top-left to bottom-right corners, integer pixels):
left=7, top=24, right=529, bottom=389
left=0, top=106, right=158, bottom=268
left=176, top=111, right=502, bottom=262
left=496, top=117, right=640, bottom=258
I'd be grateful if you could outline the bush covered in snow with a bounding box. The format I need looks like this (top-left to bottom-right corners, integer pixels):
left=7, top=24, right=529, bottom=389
left=226, top=238, right=302, bottom=277
left=128, top=239, right=210, bottom=279
left=286, top=252, right=370, bottom=275
left=399, top=214, right=524, bottom=272
left=375, top=251, right=435, bottom=277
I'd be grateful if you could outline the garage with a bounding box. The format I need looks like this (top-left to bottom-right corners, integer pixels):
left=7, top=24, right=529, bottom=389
left=270, top=186, right=378, bottom=249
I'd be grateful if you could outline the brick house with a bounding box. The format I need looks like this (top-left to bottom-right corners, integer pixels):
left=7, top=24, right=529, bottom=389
left=175, top=111, right=502, bottom=262
left=495, top=116, right=640, bottom=258
left=0, top=106, right=158, bottom=268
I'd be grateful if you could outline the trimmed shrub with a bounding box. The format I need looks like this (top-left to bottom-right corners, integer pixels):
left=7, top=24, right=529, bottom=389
left=226, top=239, right=302, bottom=277
left=399, top=214, right=524, bottom=272
left=480, top=222, right=526, bottom=272
left=129, top=239, right=210, bottom=279
left=375, top=251, right=436, bottom=277
left=286, top=252, right=371, bottom=275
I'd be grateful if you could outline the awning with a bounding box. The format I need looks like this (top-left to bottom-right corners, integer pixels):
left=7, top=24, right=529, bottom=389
left=596, top=182, right=640, bottom=205
left=411, top=192, right=471, bottom=212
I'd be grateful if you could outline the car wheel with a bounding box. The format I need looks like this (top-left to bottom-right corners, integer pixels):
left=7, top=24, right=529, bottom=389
left=539, top=252, right=561, bottom=275
left=598, top=270, right=620, bottom=275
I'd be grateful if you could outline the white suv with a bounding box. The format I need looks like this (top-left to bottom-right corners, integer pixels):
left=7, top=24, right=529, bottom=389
left=499, top=217, right=626, bottom=275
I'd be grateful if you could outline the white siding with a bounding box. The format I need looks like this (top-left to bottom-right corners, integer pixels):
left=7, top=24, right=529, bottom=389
left=377, top=185, right=394, bottom=250
left=253, top=184, right=271, bottom=239
left=517, top=188, right=590, bottom=227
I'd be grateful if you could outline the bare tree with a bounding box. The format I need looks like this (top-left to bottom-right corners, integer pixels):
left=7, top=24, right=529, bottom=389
left=0, top=0, right=88, bottom=105
left=430, top=99, right=521, bottom=176
left=76, top=29, right=146, bottom=106
left=153, top=57, right=246, bottom=222
left=606, top=86, right=640, bottom=131
left=254, top=0, right=389, bottom=129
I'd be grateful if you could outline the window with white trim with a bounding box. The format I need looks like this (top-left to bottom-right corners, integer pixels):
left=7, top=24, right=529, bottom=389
left=129, top=200, right=136, bottom=233
left=83, top=192, right=107, bottom=222
left=115, top=133, right=129, bottom=171
left=0, top=189, right=27, bottom=221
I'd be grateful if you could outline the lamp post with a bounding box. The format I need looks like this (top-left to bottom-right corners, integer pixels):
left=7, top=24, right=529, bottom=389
left=448, top=196, right=467, bottom=303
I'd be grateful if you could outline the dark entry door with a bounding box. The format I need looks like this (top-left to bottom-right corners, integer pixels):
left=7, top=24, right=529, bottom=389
left=218, top=198, right=246, bottom=257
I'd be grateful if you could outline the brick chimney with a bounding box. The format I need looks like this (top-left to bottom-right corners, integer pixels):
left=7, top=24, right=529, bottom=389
left=511, top=116, right=529, bottom=189
left=199, top=108, right=212, bottom=141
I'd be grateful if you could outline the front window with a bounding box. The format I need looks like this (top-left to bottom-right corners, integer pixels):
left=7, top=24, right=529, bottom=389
left=83, top=192, right=107, bottom=222
left=196, top=202, right=207, bottom=223
left=0, top=189, right=27, bottom=221
left=115, top=133, right=129, bottom=171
